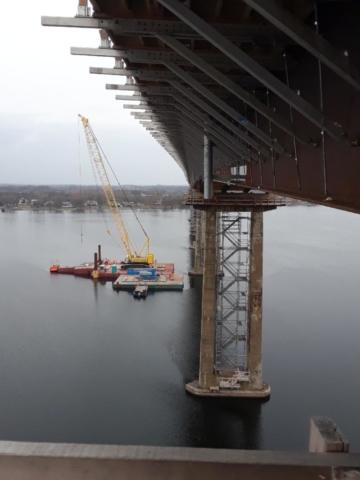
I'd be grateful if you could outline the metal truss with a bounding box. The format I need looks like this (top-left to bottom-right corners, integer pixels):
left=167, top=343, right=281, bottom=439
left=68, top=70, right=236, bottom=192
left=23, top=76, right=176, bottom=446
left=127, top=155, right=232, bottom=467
left=215, top=212, right=251, bottom=374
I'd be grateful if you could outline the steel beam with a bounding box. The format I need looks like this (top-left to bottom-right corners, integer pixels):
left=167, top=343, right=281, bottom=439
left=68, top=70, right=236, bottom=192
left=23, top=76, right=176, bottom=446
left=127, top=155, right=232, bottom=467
left=179, top=115, right=247, bottom=161
left=135, top=96, right=252, bottom=160
left=90, top=67, right=261, bottom=88
left=241, top=0, right=360, bottom=92
left=122, top=93, right=252, bottom=161
left=71, top=47, right=290, bottom=70
left=157, top=34, right=307, bottom=145
left=109, top=85, right=175, bottom=94
left=156, top=0, right=352, bottom=144
left=170, top=80, right=270, bottom=157
left=124, top=105, right=175, bottom=111
left=71, top=47, right=231, bottom=67
left=172, top=95, right=254, bottom=158
left=115, top=95, right=170, bottom=102
left=42, top=16, right=291, bottom=44
left=174, top=102, right=256, bottom=162
left=164, top=61, right=285, bottom=154
left=109, top=83, right=233, bottom=100
left=180, top=120, right=246, bottom=164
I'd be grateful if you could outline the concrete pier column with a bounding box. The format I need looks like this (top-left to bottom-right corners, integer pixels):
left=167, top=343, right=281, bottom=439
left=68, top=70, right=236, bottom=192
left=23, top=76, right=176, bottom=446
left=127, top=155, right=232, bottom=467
left=198, top=208, right=218, bottom=388
left=247, top=211, right=264, bottom=390
left=186, top=205, right=270, bottom=398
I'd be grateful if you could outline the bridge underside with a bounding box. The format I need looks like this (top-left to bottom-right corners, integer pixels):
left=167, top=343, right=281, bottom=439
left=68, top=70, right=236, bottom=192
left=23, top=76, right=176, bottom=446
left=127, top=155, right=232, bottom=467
left=43, top=0, right=360, bottom=213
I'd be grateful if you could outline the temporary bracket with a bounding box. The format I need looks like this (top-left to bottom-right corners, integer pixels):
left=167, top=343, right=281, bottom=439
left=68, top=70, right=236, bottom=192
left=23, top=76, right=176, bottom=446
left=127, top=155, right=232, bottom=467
left=41, top=15, right=292, bottom=44
left=71, top=46, right=291, bottom=70
left=89, top=66, right=260, bottom=88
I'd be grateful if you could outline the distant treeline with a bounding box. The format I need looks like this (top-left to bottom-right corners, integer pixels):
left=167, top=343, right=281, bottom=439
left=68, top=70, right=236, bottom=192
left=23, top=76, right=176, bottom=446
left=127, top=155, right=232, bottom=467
left=0, top=184, right=189, bottom=209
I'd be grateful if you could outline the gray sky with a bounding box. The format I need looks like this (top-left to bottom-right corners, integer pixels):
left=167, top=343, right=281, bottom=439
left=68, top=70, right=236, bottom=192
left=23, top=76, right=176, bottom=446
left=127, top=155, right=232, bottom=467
left=0, top=0, right=187, bottom=185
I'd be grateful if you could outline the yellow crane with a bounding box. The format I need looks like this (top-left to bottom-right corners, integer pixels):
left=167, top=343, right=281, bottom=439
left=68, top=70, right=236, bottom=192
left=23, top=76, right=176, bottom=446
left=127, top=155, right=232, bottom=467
left=79, top=115, right=154, bottom=265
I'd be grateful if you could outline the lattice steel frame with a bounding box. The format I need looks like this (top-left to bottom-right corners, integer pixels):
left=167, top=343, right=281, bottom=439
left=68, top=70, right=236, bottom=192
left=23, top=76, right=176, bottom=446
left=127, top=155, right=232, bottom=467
left=215, top=212, right=251, bottom=373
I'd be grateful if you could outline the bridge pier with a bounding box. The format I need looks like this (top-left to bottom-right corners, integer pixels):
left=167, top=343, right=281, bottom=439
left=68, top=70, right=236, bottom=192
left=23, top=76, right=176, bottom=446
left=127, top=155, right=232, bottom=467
left=185, top=195, right=278, bottom=398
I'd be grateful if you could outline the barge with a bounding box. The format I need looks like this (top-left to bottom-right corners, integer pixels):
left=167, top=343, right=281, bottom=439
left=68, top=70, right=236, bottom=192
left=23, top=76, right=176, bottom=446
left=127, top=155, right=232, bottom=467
left=50, top=248, right=184, bottom=292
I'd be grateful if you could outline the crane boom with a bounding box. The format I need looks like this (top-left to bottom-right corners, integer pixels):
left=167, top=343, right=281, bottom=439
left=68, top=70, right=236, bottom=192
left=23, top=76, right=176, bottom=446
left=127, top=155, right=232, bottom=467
left=79, top=115, right=154, bottom=265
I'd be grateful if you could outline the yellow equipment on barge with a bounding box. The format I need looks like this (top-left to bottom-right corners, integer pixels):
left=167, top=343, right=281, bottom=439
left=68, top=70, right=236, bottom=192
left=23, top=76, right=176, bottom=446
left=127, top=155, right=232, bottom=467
left=79, top=115, right=154, bottom=265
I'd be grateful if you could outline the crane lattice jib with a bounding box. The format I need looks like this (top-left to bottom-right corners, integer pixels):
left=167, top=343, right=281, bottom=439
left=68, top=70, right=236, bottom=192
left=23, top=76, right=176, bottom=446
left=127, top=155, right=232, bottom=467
left=80, top=115, right=145, bottom=260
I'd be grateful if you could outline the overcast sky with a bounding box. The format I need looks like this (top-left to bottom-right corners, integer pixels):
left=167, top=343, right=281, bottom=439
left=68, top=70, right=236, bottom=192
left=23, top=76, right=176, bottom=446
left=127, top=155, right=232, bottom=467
left=0, top=0, right=187, bottom=185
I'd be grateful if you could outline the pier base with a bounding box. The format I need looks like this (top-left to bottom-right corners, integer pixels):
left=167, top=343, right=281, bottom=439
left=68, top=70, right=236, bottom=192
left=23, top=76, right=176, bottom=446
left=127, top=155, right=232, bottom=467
left=185, top=380, right=271, bottom=398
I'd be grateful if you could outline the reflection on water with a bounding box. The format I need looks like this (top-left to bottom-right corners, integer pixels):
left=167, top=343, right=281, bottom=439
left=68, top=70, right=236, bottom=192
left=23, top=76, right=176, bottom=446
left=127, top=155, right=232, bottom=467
left=0, top=207, right=359, bottom=451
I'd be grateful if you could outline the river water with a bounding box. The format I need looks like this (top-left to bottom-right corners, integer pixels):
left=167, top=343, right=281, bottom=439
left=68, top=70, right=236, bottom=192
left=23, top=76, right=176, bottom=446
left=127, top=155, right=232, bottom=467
left=0, top=206, right=359, bottom=451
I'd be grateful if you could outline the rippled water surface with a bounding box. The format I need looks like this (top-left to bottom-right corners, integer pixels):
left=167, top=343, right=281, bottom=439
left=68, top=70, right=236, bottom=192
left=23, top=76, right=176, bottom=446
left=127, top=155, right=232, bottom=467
left=0, top=206, right=359, bottom=451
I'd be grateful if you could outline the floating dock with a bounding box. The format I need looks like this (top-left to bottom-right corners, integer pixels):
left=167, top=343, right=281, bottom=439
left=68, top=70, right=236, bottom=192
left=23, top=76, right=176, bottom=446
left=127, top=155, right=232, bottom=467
left=113, top=274, right=184, bottom=291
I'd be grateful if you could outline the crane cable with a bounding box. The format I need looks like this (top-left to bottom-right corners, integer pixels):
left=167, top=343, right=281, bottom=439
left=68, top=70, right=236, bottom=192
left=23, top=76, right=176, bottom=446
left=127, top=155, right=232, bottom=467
left=88, top=125, right=139, bottom=254
left=90, top=126, right=150, bottom=242
left=82, top=121, right=127, bottom=256
left=78, top=116, right=83, bottom=244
